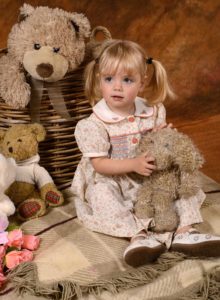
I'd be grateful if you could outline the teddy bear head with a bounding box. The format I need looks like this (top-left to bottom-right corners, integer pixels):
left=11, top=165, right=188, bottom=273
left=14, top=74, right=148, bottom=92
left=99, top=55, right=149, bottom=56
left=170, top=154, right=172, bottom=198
left=7, top=3, right=91, bottom=82
left=138, top=128, right=204, bottom=173
left=0, top=123, right=46, bottom=162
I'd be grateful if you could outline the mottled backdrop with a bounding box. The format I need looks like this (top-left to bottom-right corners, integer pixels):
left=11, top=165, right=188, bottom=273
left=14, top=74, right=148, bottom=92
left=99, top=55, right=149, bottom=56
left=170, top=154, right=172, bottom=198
left=0, top=0, right=220, bottom=181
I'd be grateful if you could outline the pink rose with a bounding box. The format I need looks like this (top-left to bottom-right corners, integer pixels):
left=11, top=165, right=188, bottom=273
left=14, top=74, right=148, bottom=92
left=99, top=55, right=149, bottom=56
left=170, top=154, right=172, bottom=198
left=0, top=271, right=7, bottom=288
left=22, top=235, right=40, bottom=250
left=7, top=229, right=23, bottom=249
left=20, top=249, right=34, bottom=262
left=5, top=249, right=33, bottom=270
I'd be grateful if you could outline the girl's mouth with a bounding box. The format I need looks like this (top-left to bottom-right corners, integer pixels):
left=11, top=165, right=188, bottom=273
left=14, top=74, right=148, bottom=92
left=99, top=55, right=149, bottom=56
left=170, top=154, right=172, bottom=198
left=112, top=96, right=123, bottom=101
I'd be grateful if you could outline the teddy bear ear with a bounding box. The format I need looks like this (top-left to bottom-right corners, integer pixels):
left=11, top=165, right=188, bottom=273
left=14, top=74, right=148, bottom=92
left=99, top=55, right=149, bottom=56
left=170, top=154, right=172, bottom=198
left=85, top=26, right=112, bottom=61
left=18, top=3, right=35, bottom=22
left=29, top=123, right=46, bottom=142
left=70, top=13, right=91, bottom=38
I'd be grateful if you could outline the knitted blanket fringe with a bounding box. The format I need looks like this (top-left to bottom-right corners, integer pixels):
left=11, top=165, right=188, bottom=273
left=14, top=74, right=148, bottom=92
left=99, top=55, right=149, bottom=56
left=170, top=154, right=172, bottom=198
left=8, top=252, right=220, bottom=300
left=165, top=266, right=220, bottom=300
left=8, top=252, right=185, bottom=299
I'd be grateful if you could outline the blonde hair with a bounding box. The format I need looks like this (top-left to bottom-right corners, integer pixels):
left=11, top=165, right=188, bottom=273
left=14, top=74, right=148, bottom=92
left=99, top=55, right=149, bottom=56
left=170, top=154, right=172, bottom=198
left=84, top=39, right=175, bottom=106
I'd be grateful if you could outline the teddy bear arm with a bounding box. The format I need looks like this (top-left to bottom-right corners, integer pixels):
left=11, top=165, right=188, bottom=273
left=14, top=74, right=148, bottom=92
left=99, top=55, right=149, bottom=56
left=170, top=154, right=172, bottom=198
left=0, top=55, right=30, bottom=108
left=33, top=164, right=64, bottom=206
left=173, top=136, right=204, bottom=173
left=33, top=164, right=54, bottom=187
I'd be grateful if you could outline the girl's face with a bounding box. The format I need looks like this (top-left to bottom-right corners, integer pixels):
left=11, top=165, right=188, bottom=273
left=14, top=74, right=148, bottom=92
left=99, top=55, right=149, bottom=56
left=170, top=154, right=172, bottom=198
left=100, top=68, right=144, bottom=117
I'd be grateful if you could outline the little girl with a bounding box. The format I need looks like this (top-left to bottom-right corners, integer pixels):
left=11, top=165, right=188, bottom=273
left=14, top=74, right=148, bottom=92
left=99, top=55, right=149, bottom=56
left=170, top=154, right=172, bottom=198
left=71, top=39, right=220, bottom=267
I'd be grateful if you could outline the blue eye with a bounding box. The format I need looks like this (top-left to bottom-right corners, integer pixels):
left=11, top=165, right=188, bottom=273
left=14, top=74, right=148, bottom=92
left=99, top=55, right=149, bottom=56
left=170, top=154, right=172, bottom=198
left=123, top=77, right=133, bottom=83
left=104, top=76, right=113, bottom=82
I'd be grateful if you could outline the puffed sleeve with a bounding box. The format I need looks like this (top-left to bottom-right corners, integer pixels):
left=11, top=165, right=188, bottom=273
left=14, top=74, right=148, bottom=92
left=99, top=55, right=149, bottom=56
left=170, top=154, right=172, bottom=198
left=154, top=103, right=166, bottom=126
left=75, top=118, right=110, bottom=157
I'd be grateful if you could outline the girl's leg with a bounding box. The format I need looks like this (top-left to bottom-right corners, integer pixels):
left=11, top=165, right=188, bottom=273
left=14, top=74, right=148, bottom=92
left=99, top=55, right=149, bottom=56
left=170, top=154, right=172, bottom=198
left=83, top=181, right=145, bottom=237
left=84, top=181, right=166, bottom=267
left=171, top=190, right=220, bottom=257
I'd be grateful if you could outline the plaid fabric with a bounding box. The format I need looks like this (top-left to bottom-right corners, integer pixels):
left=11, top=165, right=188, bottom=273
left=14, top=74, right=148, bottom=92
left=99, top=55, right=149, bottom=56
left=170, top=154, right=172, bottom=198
left=3, top=173, right=220, bottom=300
left=17, top=200, right=42, bottom=219
left=45, top=191, right=60, bottom=205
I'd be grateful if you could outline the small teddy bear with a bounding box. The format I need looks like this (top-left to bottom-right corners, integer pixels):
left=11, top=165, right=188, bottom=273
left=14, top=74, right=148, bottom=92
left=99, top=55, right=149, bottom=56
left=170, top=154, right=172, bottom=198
left=0, top=3, right=91, bottom=109
left=0, top=154, right=16, bottom=231
left=0, top=123, right=64, bottom=221
left=134, top=128, right=204, bottom=233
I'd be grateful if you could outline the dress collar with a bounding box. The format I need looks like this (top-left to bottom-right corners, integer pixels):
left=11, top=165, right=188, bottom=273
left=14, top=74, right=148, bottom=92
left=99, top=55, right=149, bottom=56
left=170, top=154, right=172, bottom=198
left=93, top=97, right=154, bottom=123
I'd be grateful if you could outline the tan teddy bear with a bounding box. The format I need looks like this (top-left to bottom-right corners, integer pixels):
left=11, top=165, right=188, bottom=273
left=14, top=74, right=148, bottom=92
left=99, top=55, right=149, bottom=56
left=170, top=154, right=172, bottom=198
left=0, top=3, right=91, bottom=109
left=0, top=123, right=64, bottom=221
left=134, top=128, right=204, bottom=233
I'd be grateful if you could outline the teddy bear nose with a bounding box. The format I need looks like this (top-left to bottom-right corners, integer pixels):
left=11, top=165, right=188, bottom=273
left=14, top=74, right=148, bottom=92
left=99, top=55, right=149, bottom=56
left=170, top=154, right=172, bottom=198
left=36, top=63, right=54, bottom=78
left=9, top=146, right=13, bottom=153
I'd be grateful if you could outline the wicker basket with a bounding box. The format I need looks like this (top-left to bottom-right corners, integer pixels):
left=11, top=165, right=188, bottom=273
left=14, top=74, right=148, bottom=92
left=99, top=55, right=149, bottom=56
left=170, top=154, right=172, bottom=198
left=0, top=49, right=92, bottom=190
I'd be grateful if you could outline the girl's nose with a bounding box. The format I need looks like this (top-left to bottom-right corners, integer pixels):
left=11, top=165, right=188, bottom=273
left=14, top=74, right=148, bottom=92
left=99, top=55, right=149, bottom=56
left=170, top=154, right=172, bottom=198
left=113, top=80, right=122, bottom=91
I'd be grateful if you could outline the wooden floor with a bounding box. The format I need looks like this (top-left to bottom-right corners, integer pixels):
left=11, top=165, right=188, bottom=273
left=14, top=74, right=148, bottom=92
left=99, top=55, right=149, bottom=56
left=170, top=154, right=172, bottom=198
left=0, top=0, right=219, bottom=182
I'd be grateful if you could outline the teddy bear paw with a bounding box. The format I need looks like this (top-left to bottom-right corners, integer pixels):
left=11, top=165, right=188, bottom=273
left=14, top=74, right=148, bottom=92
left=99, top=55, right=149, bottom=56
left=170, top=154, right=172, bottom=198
left=17, top=198, right=47, bottom=221
left=45, top=190, right=64, bottom=207
left=153, top=212, right=179, bottom=233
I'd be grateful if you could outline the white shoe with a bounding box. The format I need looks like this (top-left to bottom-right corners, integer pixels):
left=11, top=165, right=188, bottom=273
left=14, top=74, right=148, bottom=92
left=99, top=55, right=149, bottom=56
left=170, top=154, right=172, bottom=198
left=170, top=231, right=220, bottom=257
left=123, top=236, right=166, bottom=267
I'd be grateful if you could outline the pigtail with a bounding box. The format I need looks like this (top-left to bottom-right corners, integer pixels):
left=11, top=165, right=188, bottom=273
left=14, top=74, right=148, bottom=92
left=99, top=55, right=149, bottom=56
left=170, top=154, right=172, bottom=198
left=84, top=59, right=100, bottom=106
left=147, top=58, right=176, bottom=104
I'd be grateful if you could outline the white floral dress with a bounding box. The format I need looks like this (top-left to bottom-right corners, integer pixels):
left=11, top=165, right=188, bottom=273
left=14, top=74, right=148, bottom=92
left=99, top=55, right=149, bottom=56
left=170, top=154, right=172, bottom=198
left=71, top=97, right=205, bottom=243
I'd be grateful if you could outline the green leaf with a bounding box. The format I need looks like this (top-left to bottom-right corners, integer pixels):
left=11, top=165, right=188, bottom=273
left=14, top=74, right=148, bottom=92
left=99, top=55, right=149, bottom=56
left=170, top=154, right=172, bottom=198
left=6, top=223, right=20, bottom=232
left=6, top=246, right=18, bottom=253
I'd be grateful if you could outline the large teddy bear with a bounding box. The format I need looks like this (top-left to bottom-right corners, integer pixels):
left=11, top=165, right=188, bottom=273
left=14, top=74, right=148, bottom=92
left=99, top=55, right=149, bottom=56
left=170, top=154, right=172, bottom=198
left=134, top=128, right=204, bottom=233
left=0, top=154, right=16, bottom=231
left=0, top=3, right=91, bottom=110
left=0, top=124, right=64, bottom=221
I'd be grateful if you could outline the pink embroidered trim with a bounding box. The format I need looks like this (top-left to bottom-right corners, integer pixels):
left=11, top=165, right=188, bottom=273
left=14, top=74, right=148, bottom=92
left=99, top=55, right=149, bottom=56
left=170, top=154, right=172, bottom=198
left=110, top=127, right=153, bottom=138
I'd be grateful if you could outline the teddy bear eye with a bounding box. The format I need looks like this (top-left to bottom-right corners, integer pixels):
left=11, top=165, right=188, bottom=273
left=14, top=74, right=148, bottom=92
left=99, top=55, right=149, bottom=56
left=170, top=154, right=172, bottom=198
left=53, top=47, right=60, bottom=53
left=164, top=143, right=169, bottom=148
left=17, top=139, right=22, bottom=142
left=34, top=43, right=41, bottom=50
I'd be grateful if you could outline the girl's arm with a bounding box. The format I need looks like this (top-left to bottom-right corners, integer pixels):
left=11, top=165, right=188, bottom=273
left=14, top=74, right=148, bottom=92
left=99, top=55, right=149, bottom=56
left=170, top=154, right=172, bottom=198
left=153, top=103, right=173, bottom=131
left=91, top=153, right=156, bottom=176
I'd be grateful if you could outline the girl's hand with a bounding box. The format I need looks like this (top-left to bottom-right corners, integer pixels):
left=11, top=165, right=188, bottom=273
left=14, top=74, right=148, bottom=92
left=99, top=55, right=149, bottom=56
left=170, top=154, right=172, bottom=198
left=152, top=122, right=173, bottom=132
left=133, top=152, right=156, bottom=176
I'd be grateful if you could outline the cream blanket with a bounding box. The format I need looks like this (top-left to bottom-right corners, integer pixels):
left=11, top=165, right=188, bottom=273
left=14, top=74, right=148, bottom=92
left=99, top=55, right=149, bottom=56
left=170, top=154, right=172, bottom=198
left=1, top=173, right=220, bottom=300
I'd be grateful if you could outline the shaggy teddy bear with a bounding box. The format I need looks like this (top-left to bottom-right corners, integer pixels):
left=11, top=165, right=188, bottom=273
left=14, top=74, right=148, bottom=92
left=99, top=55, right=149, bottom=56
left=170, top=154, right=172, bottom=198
left=0, top=123, right=64, bottom=221
left=0, top=154, right=16, bottom=231
left=134, top=128, right=204, bottom=233
left=0, top=3, right=91, bottom=109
